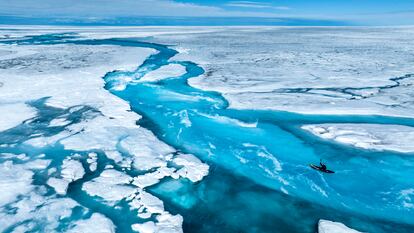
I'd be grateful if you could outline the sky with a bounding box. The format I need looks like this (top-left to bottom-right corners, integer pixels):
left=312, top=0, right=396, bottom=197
left=0, top=0, right=413, bottom=26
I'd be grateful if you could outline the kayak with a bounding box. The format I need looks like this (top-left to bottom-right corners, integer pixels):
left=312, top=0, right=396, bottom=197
left=310, top=164, right=335, bottom=173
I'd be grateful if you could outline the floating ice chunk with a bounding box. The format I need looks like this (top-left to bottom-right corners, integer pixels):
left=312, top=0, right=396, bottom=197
left=87, top=152, right=98, bottom=172
left=67, top=213, right=115, bottom=233
left=175, top=110, right=191, bottom=127
left=0, top=189, right=79, bottom=232
left=129, top=190, right=189, bottom=230
left=82, top=169, right=135, bottom=203
left=61, top=158, right=85, bottom=182
left=154, top=213, right=183, bottom=233
left=46, top=158, right=83, bottom=195
left=47, top=177, right=69, bottom=195
left=131, top=213, right=183, bottom=233
left=139, top=64, right=186, bottom=83
left=130, top=191, right=183, bottom=233
left=84, top=182, right=135, bottom=202
left=0, top=160, right=34, bottom=206
left=140, top=192, right=164, bottom=214
left=132, top=221, right=156, bottom=233
left=0, top=102, right=37, bottom=132
left=129, top=190, right=165, bottom=214
left=303, top=124, right=414, bottom=153
left=173, top=154, right=209, bottom=182
left=318, top=220, right=361, bottom=233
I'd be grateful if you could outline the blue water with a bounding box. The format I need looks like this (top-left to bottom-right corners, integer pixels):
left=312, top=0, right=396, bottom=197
left=1, top=33, right=414, bottom=232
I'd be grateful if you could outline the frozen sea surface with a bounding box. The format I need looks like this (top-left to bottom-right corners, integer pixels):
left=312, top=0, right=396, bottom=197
left=0, top=26, right=414, bottom=233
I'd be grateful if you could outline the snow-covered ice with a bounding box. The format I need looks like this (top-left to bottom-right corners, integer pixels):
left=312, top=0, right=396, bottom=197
left=173, top=153, right=209, bottom=182
left=67, top=213, right=116, bottom=233
left=47, top=177, right=69, bottom=195
left=87, top=152, right=98, bottom=172
left=149, top=27, right=414, bottom=118
left=0, top=27, right=208, bottom=232
left=82, top=169, right=135, bottom=202
left=61, top=158, right=85, bottom=182
left=0, top=161, right=34, bottom=206
left=302, top=124, right=414, bottom=153
left=0, top=103, right=36, bottom=132
left=2, top=25, right=413, bottom=233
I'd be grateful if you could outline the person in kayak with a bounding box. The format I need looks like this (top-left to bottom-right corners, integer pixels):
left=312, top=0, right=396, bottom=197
left=310, top=160, right=334, bottom=173
left=319, top=159, right=327, bottom=171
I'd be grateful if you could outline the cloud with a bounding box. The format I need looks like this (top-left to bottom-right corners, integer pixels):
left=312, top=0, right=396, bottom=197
left=0, top=0, right=222, bottom=17
left=0, top=0, right=286, bottom=18
left=226, top=1, right=290, bottom=10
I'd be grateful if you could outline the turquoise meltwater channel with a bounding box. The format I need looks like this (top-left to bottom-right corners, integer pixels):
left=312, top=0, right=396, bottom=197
left=2, top=33, right=414, bottom=233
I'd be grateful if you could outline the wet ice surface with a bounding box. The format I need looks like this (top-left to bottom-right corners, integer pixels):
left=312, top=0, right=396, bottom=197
left=0, top=26, right=414, bottom=233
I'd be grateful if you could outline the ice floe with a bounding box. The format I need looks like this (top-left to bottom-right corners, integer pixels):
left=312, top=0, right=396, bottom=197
left=46, top=158, right=84, bottom=195
left=87, top=152, right=98, bottom=172
left=0, top=192, right=80, bottom=232
left=82, top=169, right=135, bottom=203
left=61, top=158, right=85, bottom=182
left=131, top=212, right=183, bottom=233
left=173, top=153, right=209, bottom=182
left=302, top=124, right=414, bottom=153
left=318, top=220, right=361, bottom=233
left=0, top=155, right=83, bottom=232
left=130, top=192, right=183, bottom=233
